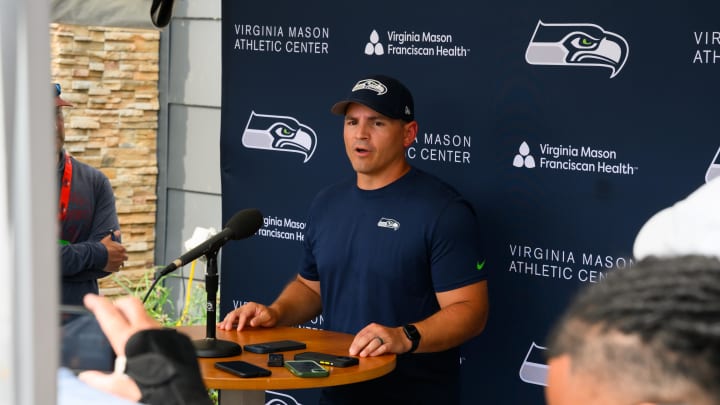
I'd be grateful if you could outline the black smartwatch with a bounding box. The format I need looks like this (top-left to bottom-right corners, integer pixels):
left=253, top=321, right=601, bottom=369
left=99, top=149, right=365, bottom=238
left=402, top=324, right=421, bottom=353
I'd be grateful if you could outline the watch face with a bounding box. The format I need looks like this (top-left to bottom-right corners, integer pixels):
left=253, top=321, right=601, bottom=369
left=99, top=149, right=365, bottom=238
left=403, top=324, right=420, bottom=353
left=404, top=324, right=420, bottom=340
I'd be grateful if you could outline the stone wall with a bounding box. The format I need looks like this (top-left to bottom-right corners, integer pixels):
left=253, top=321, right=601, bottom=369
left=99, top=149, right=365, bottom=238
left=51, top=23, right=160, bottom=296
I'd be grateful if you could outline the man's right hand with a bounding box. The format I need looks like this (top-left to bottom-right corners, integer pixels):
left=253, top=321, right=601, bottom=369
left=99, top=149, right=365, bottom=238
left=101, top=233, right=128, bottom=272
left=217, top=302, right=279, bottom=331
left=78, top=294, right=160, bottom=402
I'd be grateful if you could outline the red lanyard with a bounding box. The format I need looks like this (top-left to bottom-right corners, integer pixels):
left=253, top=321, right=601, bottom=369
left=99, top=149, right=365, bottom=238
left=59, top=153, right=73, bottom=222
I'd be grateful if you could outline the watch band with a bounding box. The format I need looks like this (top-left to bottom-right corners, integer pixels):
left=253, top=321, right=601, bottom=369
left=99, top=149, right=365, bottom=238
left=402, top=324, right=420, bottom=353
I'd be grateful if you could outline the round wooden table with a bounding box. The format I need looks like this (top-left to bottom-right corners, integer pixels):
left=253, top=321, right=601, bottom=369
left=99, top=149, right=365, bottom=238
left=177, top=326, right=396, bottom=404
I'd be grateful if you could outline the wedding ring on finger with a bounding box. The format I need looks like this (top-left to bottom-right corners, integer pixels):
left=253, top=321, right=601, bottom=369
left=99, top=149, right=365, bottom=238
left=375, top=336, right=384, bottom=345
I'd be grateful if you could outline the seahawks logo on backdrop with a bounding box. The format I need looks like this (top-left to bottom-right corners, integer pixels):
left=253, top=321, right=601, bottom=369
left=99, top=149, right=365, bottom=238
left=525, top=20, right=629, bottom=78
left=519, top=342, right=548, bottom=386
left=265, top=390, right=302, bottom=405
left=706, top=145, right=720, bottom=184
left=242, top=111, right=318, bottom=163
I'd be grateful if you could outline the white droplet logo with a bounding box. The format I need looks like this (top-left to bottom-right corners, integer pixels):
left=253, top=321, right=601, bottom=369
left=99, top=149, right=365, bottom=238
left=365, top=30, right=384, bottom=56
left=514, top=141, right=536, bottom=168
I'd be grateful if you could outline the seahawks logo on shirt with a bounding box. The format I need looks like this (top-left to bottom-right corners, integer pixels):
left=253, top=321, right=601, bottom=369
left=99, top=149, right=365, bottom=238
left=377, top=217, right=400, bottom=231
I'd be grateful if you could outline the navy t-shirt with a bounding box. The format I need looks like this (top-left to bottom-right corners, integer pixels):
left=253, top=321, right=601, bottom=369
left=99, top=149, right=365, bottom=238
left=300, top=168, right=486, bottom=404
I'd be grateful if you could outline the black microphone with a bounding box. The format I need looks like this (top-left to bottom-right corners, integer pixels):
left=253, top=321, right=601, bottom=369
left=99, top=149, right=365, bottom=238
left=151, top=0, right=175, bottom=28
left=156, top=208, right=263, bottom=279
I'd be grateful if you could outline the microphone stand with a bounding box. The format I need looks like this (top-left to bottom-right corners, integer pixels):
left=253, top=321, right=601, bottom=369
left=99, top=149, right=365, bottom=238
left=192, top=249, right=242, bottom=357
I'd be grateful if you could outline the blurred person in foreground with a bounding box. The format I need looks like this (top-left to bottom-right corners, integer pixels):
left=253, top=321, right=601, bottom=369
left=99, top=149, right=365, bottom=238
left=546, top=178, right=720, bottom=405
left=544, top=255, right=720, bottom=405
left=633, top=177, right=720, bottom=261
left=61, top=293, right=212, bottom=405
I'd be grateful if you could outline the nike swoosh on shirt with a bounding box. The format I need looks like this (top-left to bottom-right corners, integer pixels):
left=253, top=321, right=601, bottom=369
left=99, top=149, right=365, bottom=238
left=476, top=260, right=486, bottom=271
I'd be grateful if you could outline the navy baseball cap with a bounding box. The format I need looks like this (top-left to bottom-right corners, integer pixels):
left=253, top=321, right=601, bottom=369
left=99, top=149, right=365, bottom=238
left=331, top=74, right=414, bottom=122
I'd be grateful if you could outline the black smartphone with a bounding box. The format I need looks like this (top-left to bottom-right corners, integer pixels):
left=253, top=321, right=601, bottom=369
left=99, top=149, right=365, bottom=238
left=60, top=305, right=115, bottom=373
left=243, top=339, right=306, bottom=354
left=215, top=361, right=272, bottom=378
left=294, top=351, right=359, bottom=367
left=284, top=360, right=329, bottom=378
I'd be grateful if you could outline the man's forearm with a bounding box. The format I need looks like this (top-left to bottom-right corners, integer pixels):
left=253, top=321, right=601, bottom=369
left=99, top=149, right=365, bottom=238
left=409, top=281, right=489, bottom=353
left=411, top=302, right=487, bottom=353
left=269, top=277, right=322, bottom=326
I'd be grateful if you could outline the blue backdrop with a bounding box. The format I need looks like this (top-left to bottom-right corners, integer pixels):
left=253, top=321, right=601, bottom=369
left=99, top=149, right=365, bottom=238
left=218, top=1, right=720, bottom=403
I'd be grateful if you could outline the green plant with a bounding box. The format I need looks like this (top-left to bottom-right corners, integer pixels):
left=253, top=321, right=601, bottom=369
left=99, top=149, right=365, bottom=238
left=111, top=269, right=209, bottom=326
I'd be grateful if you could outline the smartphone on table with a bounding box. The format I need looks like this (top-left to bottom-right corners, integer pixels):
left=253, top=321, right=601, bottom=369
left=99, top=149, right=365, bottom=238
left=243, top=339, right=306, bottom=354
left=215, top=360, right=272, bottom=378
left=284, top=360, right=329, bottom=378
left=294, top=351, right=359, bottom=367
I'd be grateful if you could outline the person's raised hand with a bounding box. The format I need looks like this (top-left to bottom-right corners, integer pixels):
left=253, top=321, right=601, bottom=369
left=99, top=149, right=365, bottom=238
left=82, top=294, right=159, bottom=353
left=77, top=294, right=160, bottom=402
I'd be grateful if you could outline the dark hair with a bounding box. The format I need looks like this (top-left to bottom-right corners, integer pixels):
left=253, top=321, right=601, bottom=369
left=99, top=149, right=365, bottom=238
left=547, top=255, right=720, bottom=401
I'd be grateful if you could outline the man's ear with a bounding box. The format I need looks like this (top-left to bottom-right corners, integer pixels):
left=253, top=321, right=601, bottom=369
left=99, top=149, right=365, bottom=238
left=403, top=121, right=418, bottom=148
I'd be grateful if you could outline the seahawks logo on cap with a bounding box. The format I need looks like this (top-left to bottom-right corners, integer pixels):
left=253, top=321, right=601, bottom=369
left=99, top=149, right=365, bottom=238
left=352, top=79, right=388, bottom=95
left=525, top=20, right=629, bottom=78
left=242, top=111, right=317, bottom=163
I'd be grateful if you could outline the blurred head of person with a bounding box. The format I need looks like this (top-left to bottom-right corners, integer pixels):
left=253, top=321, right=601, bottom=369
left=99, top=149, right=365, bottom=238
left=545, top=255, right=720, bottom=405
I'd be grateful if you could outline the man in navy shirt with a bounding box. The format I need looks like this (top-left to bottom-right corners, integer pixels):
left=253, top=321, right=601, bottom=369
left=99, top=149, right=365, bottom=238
left=219, top=75, right=489, bottom=404
left=55, top=83, right=127, bottom=305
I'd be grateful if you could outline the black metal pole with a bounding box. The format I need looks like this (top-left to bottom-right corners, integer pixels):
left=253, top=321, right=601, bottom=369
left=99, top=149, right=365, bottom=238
left=192, top=249, right=242, bottom=357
